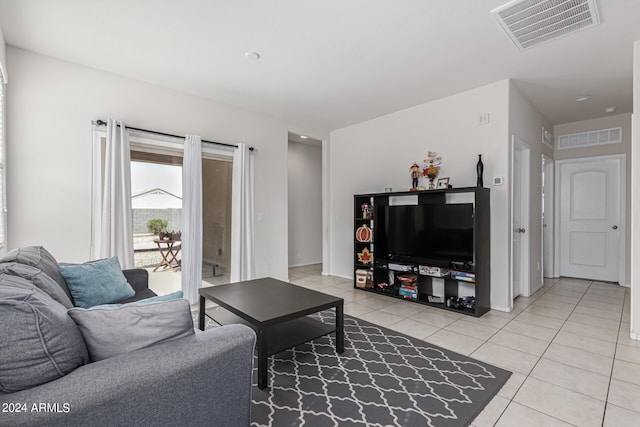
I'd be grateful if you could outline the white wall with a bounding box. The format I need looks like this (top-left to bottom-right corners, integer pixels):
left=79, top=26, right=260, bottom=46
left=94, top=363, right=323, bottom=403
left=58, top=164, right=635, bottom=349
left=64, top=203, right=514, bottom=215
left=631, top=40, right=640, bottom=340
left=508, top=82, right=554, bottom=295
left=553, top=113, right=632, bottom=285
left=288, top=140, right=322, bottom=267
left=328, top=80, right=512, bottom=310
left=5, top=47, right=328, bottom=281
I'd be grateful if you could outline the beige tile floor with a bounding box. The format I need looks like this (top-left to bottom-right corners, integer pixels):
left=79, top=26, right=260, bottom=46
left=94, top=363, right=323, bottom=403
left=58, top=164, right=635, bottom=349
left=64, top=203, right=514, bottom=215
left=289, top=264, right=640, bottom=426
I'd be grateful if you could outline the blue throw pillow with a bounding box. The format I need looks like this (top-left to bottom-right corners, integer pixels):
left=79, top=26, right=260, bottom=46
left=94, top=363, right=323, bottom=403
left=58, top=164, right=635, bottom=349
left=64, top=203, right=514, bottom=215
left=138, top=290, right=183, bottom=304
left=59, top=257, right=135, bottom=308
left=89, top=291, right=184, bottom=309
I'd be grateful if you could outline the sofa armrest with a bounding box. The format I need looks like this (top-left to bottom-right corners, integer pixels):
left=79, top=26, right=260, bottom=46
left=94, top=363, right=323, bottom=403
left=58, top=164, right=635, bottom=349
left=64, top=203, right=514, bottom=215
left=122, top=268, right=149, bottom=293
left=0, top=324, right=256, bottom=427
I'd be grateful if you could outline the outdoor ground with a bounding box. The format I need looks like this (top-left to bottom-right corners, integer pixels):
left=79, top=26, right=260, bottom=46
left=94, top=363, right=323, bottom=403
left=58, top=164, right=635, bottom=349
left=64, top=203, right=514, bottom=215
left=133, top=233, right=178, bottom=268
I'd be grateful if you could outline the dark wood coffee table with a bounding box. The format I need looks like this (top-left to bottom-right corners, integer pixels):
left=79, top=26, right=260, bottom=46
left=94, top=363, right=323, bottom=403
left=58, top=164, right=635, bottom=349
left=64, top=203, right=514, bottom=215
left=198, top=277, right=344, bottom=389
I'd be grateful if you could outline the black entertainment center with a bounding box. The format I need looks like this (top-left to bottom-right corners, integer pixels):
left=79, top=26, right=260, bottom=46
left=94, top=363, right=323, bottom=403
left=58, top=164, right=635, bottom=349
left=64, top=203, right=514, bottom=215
left=354, top=187, right=490, bottom=317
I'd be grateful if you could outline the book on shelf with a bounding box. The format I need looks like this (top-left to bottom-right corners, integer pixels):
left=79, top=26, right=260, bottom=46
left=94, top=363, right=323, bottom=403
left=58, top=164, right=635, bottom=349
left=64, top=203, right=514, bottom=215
left=450, top=271, right=476, bottom=283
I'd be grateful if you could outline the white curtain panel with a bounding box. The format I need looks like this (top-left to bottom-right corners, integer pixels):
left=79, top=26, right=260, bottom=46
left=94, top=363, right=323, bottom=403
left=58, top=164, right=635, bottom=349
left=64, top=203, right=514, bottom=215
left=182, top=134, right=203, bottom=303
left=231, top=143, right=255, bottom=282
left=94, top=119, right=134, bottom=268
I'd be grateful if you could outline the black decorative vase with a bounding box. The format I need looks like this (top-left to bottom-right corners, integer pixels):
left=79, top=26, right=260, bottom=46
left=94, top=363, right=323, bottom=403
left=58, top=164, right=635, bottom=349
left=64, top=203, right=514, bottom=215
left=476, top=154, right=484, bottom=187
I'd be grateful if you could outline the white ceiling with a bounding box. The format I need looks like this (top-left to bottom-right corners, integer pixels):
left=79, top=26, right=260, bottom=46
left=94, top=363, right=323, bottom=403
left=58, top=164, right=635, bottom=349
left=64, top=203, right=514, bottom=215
left=1, top=0, right=639, bottom=131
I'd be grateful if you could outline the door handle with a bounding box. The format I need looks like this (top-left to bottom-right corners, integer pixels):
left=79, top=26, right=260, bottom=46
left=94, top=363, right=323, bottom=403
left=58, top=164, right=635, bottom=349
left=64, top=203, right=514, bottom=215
left=612, top=225, right=618, bottom=230
left=518, top=228, right=526, bottom=233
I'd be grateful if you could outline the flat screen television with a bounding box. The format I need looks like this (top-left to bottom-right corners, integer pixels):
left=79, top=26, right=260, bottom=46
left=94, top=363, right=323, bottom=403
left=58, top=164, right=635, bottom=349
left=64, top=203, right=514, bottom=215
left=385, top=203, right=474, bottom=265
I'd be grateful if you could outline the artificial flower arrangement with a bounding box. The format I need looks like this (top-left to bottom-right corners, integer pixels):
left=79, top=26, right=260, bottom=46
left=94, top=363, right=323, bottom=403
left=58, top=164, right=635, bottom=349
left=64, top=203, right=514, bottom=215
left=423, top=151, right=442, bottom=189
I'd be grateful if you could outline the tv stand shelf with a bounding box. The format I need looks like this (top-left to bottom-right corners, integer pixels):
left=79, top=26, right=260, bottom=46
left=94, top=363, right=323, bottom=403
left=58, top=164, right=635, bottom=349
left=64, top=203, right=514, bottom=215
left=353, top=187, right=490, bottom=317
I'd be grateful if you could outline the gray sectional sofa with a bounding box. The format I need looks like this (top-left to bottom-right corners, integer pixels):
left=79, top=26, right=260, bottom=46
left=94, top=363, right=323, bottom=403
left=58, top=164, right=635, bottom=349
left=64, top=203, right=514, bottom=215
left=0, top=246, right=256, bottom=427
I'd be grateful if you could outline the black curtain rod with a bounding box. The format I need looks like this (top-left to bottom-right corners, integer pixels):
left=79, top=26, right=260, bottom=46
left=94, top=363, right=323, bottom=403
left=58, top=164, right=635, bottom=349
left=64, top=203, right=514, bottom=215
left=94, top=119, right=254, bottom=151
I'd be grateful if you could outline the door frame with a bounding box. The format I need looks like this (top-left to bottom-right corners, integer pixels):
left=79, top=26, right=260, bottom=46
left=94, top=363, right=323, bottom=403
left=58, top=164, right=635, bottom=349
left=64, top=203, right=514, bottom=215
left=542, top=154, right=554, bottom=279
left=510, top=135, right=531, bottom=302
left=554, top=154, right=626, bottom=284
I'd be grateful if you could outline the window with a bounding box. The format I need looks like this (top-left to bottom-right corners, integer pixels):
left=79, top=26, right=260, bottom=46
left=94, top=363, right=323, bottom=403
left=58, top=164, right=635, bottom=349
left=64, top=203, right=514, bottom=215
left=0, top=81, right=5, bottom=248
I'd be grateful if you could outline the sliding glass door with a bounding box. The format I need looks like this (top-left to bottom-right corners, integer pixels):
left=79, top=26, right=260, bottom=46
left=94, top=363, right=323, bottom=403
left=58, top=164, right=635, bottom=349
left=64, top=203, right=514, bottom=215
left=201, top=157, right=232, bottom=284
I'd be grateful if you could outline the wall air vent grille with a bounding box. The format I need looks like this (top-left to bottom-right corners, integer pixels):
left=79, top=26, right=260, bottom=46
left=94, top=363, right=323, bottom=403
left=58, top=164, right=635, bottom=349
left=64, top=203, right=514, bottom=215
left=491, top=0, right=600, bottom=51
left=557, top=127, right=622, bottom=150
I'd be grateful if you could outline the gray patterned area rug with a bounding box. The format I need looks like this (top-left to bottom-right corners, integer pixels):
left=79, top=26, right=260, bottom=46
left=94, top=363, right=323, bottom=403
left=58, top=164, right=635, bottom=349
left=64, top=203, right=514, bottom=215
left=247, top=310, right=511, bottom=427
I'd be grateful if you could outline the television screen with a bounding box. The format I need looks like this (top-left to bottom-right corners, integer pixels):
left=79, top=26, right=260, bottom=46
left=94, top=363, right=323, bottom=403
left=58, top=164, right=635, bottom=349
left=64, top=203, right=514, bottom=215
left=386, top=203, right=474, bottom=264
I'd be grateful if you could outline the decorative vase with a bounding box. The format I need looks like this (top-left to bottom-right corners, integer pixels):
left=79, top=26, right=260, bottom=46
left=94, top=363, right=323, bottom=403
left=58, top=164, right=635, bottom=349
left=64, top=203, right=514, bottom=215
left=476, top=154, right=484, bottom=187
left=427, top=174, right=437, bottom=190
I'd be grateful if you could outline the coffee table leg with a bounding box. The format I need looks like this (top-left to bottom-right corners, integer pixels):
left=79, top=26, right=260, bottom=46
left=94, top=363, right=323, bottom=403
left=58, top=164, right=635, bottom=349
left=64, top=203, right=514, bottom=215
left=198, top=296, right=205, bottom=331
left=336, top=302, right=344, bottom=353
left=257, top=328, right=268, bottom=389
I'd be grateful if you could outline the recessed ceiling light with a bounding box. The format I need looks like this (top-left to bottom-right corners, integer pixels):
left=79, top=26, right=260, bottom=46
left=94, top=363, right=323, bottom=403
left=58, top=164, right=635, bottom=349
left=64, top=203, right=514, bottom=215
left=244, top=51, right=261, bottom=61
left=300, top=135, right=308, bottom=139
left=605, top=107, right=617, bottom=113
left=575, top=95, right=591, bottom=102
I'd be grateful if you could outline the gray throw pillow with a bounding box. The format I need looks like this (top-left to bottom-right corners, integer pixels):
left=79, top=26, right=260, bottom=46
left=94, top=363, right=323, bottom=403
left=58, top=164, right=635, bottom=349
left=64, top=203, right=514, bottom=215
left=0, top=263, right=73, bottom=308
left=0, top=281, right=89, bottom=393
left=59, top=257, right=135, bottom=308
left=0, top=246, right=73, bottom=304
left=68, top=298, right=195, bottom=361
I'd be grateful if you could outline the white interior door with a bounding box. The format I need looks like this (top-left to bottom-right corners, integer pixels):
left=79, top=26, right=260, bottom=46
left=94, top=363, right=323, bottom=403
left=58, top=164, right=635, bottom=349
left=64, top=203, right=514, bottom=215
left=559, top=156, right=623, bottom=282
left=511, top=136, right=530, bottom=299
left=542, top=156, right=554, bottom=278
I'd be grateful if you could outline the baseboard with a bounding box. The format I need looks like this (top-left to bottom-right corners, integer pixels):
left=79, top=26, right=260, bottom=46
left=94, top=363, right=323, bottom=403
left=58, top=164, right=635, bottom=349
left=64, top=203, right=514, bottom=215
left=620, top=282, right=631, bottom=288
left=288, top=261, right=323, bottom=268
left=490, top=305, right=512, bottom=313
left=630, top=329, right=640, bottom=341
left=326, top=272, right=352, bottom=280
left=528, top=283, right=543, bottom=297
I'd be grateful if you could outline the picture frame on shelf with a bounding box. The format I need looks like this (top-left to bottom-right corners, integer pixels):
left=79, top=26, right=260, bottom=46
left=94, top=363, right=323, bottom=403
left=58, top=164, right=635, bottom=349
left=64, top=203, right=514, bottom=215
left=436, top=177, right=450, bottom=189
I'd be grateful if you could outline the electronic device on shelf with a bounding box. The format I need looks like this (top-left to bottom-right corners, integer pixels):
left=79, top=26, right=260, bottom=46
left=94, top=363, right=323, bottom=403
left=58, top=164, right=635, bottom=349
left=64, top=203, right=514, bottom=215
left=388, top=263, right=414, bottom=272
left=385, top=203, right=474, bottom=266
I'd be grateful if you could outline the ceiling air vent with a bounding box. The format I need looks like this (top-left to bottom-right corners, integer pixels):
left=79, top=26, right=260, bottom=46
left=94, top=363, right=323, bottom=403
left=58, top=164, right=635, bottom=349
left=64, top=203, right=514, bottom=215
left=557, top=127, right=622, bottom=150
left=491, top=0, right=600, bottom=51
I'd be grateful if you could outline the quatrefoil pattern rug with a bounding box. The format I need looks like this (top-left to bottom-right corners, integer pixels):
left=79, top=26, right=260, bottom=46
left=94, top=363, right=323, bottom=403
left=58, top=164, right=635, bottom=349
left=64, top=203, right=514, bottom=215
left=250, top=311, right=511, bottom=427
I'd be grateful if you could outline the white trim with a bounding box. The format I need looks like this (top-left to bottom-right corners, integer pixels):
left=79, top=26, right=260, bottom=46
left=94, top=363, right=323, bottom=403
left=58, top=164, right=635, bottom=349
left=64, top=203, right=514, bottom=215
left=0, top=82, right=6, bottom=250
left=90, top=129, right=106, bottom=259
left=542, top=154, right=554, bottom=280
left=331, top=273, right=352, bottom=280
left=490, top=305, right=512, bottom=313
left=555, top=154, right=626, bottom=284
left=510, top=135, right=531, bottom=300
left=0, top=59, right=7, bottom=84
left=129, top=135, right=234, bottom=161
left=322, top=139, right=330, bottom=276
left=289, top=261, right=323, bottom=268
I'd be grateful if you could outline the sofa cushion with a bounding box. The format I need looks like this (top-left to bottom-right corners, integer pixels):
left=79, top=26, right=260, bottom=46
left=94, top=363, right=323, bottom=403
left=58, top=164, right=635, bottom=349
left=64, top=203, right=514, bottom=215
left=116, top=288, right=157, bottom=304
left=59, top=257, right=135, bottom=308
left=138, top=290, right=184, bottom=304
left=94, top=291, right=184, bottom=308
left=0, top=280, right=89, bottom=393
left=0, top=263, right=73, bottom=308
left=68, top=298, right=195, bottom=361
left=0, top=246, right=73, bottom=303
